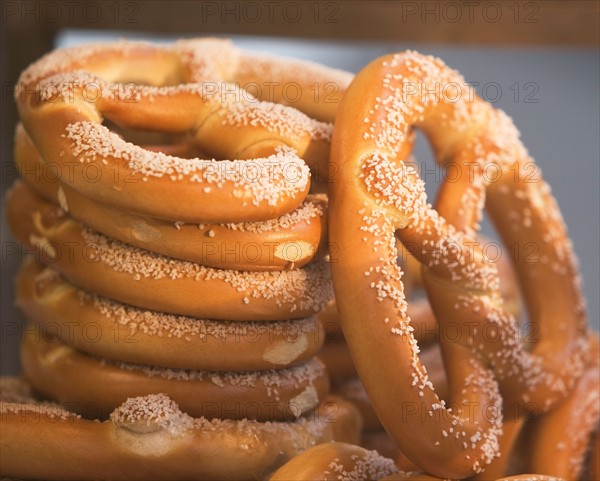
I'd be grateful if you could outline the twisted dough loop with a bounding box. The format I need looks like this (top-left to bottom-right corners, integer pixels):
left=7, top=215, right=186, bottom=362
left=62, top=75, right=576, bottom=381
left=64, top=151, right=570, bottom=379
left=17, top=259, right=324, bottom=371
left=14, top=125, right=328, bottom=271
left=6, top=186, right=332, bottom=321
left=382, top=473, right=565, bottom=481
left=524, top=335, right=600, bottom=481
left=269, top=443, right=566, bottom=481
left=0, top=387, right=361, bottom=481
left=20, top=324, right=329, bottom=421
left=269, top=442, right=399, bottom=480
left=330, top=51, right=589, bottom=478
left=16, top=39, right=351, bottom=223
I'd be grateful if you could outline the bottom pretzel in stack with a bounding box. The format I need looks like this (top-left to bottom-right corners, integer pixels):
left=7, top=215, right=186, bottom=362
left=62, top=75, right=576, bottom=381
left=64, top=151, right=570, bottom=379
left=0, top=378, right=361, bottom=480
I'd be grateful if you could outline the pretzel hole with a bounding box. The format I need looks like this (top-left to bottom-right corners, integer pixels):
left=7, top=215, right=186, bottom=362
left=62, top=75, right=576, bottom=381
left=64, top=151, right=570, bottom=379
left=408, top=130, right=445, bottom=203
left=102, top=120, right=206, bottom=159
left=399, top=130, right=527, bottom=350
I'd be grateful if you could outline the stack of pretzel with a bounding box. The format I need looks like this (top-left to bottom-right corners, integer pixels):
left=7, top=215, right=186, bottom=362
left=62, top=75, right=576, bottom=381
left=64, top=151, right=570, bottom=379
left=1, top=39, right=365, bottom=480
left=1, top=39, right=598, bottom=481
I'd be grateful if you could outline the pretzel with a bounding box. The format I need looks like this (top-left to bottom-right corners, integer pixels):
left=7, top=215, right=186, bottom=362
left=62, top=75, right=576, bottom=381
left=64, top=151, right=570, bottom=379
left=20, top=324, right=328, bottom=422
left=467, top=357, right=598, bottom=481
left=15, top=39, right=352, bottom=223
left=381, top=473, right=565, bottom=481
left=524, top=335, right=599, bottom=481
left=0, top=388, right=361, bottom=481
left=467, top=415, right=526, bottom=481
left=6, top=187, right=332, bottom=321
left=270, top=443, right=569, bottom=481
left=329, top=51, right=590, bottom=478
left=469, top=338, right=599, bottom=480
left=14, top=126, right=328, bottom=271
left=269, top=442, right=399, bottom=481
left=17, top=259, right=323, bottom=371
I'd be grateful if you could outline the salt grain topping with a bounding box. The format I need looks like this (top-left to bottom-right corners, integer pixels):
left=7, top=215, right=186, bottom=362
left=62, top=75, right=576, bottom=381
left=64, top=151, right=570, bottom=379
left=225, top=194, right=327, bottom=233
left=81, top=226, right=332, bottom=313
left=107, top=357, right=325, bottom=403
left=0, top=377, right=79, bottom=421
left=110, top=393, right=331, bottom=447
left=80, top=289, right=319, bottom=342
left=173, top=38, right=240, bottom=82
left=37, top=67, right=334, bottom=144
left=0, top=401, right=79, bottom=421
left=0, top=377, right=35, bottom=404
left=16, top=40, right=172, bottom=92
left=64, top=121, right=310, bottom=207
left=223, top=101, right=333, bottom=141
left=325, top=449, right=398, bottom=480
left=110, top=393, right=195, bottom=436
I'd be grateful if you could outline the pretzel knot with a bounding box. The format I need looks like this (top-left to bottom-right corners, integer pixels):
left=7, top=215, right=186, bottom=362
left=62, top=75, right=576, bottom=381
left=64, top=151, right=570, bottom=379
left=15, top=39, right=351, bottom=223
left=330, top=51, right=591, bottom=478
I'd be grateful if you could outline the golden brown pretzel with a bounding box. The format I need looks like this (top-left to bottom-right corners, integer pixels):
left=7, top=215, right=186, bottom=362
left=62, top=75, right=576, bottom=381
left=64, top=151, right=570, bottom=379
left=381, top=473, right=565, bottom=481
left=329, top=51, right=589, bottom=478
left=524, top=334, right=600, bottom=481
left=269, top=442, right=569, bottom=481
left=0, top=391, right=360, bottom=481
left=268, top=442, right=398, bottom=480
left=21, top=325, right=328, bottom=421
left=6, top=186, right=332, bottom=321
left=468, top=415, right=526, bottom=481
left=15, top=39, right=351, bottom=223
left=17, top=259, right=323, bottom=371
left=14, top=126, right=328, bottom=271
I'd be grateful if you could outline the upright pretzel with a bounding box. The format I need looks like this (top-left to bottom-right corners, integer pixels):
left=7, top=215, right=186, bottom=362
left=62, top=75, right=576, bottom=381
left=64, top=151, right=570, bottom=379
left=15, top=39, right=351, bottom=223
left=329, top=51, right=589, bottom=478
